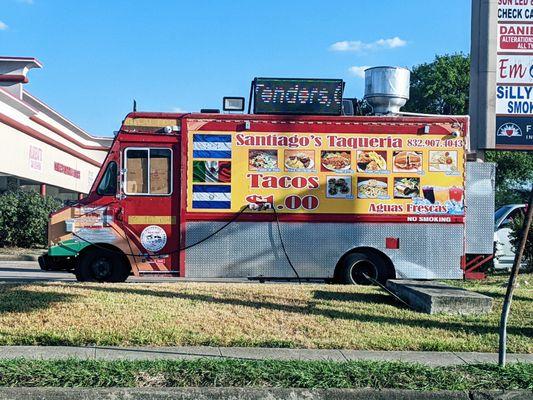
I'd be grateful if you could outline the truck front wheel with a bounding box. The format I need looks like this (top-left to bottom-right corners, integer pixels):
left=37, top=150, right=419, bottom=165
left=339, top=252, right=387, bottom=285
left=76, top=248, right=129, bottom=283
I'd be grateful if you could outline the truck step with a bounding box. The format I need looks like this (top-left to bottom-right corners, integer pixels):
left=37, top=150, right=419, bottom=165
left=386, top=280, right=493, bottom=315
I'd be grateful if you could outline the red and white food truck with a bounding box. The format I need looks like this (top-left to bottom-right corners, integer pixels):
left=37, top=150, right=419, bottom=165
left=40, top=74, right=495, bottom=283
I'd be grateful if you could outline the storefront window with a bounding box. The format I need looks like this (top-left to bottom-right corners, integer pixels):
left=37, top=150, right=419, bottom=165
left=125, top=148, right=171, bottom=195
left=46, top=185, right=79, bottom=204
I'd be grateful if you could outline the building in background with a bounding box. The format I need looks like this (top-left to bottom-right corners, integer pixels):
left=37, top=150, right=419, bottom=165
left=0, top=56, right=112, bottom=202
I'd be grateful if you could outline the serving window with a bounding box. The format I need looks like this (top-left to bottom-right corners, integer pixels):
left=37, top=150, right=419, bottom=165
left=124, top=148, right=172, bottom=195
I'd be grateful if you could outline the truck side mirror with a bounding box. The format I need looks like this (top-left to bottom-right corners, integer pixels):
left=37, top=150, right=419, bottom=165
left=117, top=167, right=127, bottom=200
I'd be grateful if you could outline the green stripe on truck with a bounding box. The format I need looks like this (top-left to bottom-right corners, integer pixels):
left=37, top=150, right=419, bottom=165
left=48, top=239, right=88, bottom=257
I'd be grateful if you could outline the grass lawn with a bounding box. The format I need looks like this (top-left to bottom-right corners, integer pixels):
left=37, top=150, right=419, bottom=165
left=0, top=273, right=530, bottom=352
left=0, top=359, right=530, bottom=390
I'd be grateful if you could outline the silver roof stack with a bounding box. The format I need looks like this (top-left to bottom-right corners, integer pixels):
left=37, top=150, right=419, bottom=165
left=364, top=66, right=410, bottom=115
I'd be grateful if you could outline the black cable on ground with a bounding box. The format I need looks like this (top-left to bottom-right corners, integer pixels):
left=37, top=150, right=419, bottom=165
left=70, top=204, right=251, bottom=257
left=62, top=202, right=303, bottom=284
left=362, top=272, right=414, bottom=310
left=180, top=204, right=250, bottom=251
left=271, top=204, right=301, bottom=284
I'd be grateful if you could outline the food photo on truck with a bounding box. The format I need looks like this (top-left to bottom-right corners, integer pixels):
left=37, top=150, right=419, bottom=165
left=38, top=69, right=496, bottom=284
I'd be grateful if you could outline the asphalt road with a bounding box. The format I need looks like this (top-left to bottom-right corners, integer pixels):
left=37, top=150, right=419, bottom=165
left=0, top=261, right=75, bottom=282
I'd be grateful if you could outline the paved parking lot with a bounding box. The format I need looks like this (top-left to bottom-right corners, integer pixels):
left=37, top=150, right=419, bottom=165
left=0, top=261, right=75, bottom=282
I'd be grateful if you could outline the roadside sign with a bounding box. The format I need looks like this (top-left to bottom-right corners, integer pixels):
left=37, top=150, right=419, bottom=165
left=497, top=55, right=533, bottom=84
left=495, top=1, right=533, bottom=150
left=496, top=116, right=533, bottom=147
left=480, top=1, right=533, bottom=368
left=469, top=0, right=533, bottom=151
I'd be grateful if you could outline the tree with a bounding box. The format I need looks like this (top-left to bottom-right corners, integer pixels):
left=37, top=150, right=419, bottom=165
left=0, top=190, right=61, bottom=248
left=404, top=53, right=470, bottom=115
left=509, top=212, right=533, bottom=272
left=485, top=152, right=533, bottom=207
left=406, top=53, right=533, bottom=206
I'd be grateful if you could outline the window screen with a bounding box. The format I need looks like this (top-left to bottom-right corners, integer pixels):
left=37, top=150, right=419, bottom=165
left=126, top=149, right=148, bottom=194
left=97, top=162, right=117, bottom=196
left=125, top=148, right=171, bottom=195
left=150, top=149, right=171, bottom=194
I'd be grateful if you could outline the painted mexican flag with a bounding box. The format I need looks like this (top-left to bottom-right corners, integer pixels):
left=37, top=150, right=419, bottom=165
left=193, top=161, right=231, bottom=183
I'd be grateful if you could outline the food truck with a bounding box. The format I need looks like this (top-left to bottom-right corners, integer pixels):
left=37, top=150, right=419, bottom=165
left=39, top=70, right=495, bottom=283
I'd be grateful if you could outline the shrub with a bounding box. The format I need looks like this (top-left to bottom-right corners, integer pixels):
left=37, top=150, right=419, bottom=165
left=509, top=212, right=533, bottom=272
left=0, top=190, right=62, bottom=248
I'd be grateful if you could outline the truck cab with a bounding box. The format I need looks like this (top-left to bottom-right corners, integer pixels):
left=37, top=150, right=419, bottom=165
left=40, top=114, right=183, bottom=281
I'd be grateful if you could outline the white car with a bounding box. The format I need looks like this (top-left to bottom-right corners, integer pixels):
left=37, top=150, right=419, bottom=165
left=494, top=204, right=527, bottom=271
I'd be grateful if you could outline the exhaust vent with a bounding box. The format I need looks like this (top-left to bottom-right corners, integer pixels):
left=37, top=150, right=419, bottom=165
left=364, top=66, right=410, bottom=115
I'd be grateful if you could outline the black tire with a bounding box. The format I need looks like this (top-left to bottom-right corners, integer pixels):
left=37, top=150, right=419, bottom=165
left=75, top=249, right=129, bottom=283
left=338, top=252, right=389, bottom=285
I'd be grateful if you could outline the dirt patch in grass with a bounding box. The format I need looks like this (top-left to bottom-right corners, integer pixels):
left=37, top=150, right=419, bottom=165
left=0, top=274, right=530, bottom=352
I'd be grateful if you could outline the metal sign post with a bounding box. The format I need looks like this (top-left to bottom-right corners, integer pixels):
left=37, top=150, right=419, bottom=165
left=469, top=0, right=497, bottom=154
left=470, top=0, right=533, bottom=366
left=470, top=0, right=533, bottom=152
left=498, top=186, right=533, bottom=367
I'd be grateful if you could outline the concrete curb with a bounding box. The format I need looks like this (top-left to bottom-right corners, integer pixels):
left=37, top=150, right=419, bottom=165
left=0, top=346, right=531, bottom=366
left=0, top=388, right=530, bottom=400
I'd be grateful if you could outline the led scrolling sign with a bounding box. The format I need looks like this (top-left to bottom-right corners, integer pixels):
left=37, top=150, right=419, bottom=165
left=253, top=78, right=344, bottom=116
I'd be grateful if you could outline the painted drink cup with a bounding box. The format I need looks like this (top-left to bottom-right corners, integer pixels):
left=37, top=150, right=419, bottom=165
left=449, top=186, right=464, bottom=203
left=422, top=186, right=435, bottom=204
left=434, top=187, right=449, bottom=204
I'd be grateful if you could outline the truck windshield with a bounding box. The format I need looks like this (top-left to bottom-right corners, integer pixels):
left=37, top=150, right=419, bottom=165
left=494, top=205, right=513, bottom=229
left=97, top=161, right=117, bottom=196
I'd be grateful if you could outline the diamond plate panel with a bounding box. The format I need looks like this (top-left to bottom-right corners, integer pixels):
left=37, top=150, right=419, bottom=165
left=185, top=221, right=464, bottom=279
left=465, top=162, right=496, bottom=254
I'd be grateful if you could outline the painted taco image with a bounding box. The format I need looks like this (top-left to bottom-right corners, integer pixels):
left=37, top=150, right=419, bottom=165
left=429, top=151, right=458, bottom=172
left=357, top=150, right=387, bottom=172
left=394, top=177, right=420, bottom=199
left=248, top=150, right=278, bottom=170
left=284, top=150, right=315, bottom=170
left=321, top=151, right=351, bottom=172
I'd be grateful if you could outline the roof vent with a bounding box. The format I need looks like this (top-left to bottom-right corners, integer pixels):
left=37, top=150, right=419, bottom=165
left=364, top=66, right=410, bottom=115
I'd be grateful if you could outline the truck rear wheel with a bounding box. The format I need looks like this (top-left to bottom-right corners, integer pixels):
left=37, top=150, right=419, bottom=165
left=75, top=248, right=129, bottom=283
left=339, top=252, right=387, bottom=285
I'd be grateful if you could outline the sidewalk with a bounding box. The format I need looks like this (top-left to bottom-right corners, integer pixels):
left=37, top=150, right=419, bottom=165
left=0, top=388, right=529, bottom=400
left=0, top=254, right=41, bottom=262
left=0, top=248, right=45, bottom=262
left=0, top=346, right=531, bottom=366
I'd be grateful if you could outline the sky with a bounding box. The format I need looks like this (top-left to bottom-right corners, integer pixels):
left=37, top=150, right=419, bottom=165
left=1, top=0, right=471, bottom=137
